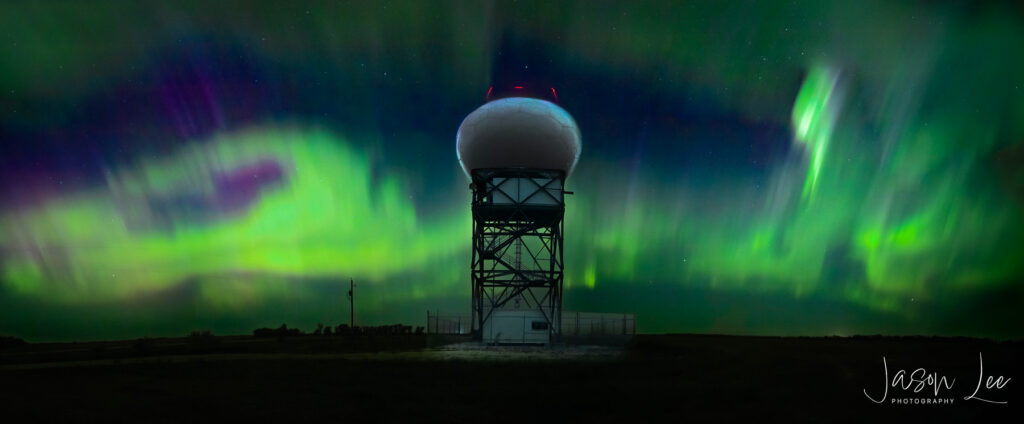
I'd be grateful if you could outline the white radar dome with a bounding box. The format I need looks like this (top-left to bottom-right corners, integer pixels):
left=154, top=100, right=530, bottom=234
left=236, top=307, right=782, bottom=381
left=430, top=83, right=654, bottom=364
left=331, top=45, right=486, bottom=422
left=456, top=97, right=581, bottom=178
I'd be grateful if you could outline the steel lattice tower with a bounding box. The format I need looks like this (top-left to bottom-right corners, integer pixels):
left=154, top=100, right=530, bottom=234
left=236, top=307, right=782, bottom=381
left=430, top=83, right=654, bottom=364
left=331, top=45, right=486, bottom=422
left=470, top=168, right=565, bottom=340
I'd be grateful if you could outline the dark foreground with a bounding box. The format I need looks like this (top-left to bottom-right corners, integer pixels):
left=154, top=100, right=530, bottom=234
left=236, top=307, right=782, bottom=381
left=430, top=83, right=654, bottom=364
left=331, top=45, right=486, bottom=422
left=1, top=334, right=1021, bottom=421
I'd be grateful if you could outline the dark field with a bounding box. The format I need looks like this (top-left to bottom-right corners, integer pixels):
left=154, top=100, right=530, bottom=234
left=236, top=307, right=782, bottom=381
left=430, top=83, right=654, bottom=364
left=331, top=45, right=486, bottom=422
left=1, top=334, right=1020, bottom=421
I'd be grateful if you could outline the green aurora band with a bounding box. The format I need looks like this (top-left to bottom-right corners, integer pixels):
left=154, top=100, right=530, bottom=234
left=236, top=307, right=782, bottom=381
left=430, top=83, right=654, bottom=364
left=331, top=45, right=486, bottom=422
left=2, top=128, right=470, bottom=304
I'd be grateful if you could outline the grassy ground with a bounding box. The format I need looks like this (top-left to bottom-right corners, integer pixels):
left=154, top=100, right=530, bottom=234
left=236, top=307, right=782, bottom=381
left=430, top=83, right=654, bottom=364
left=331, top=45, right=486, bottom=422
left=1, top=334, right=1020, bottom=421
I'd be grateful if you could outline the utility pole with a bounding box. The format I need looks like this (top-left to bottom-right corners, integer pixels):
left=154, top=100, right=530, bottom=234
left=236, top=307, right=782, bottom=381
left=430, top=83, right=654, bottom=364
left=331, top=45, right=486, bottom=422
left=347, top=278, right=355, bottom=327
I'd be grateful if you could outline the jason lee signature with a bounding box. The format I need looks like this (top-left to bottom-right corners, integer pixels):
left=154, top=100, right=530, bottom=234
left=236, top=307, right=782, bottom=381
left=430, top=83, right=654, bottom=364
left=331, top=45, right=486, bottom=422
left=863, top=353, right=1012, bottom=405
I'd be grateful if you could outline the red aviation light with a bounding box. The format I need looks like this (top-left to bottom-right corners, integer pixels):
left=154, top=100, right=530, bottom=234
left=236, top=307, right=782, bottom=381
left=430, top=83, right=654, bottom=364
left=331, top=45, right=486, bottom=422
left=485, top=85, right=560, bottom=103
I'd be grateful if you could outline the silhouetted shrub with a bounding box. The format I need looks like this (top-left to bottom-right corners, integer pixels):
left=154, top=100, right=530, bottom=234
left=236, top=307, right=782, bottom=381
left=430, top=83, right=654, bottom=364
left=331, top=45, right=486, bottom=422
left=187, top=330, right=219, bottom=348
left=133, top=337, right=153, bottom=354
left=253, top=324, right=303, bottom=338
left=253, top=327, right=275, bottom=337
left=0, top=336, right=27, bottom=349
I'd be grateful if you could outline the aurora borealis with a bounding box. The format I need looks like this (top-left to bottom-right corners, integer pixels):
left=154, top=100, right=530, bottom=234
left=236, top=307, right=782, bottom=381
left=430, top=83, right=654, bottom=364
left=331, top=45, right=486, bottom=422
left=2, top=1, right=1023, bottom=341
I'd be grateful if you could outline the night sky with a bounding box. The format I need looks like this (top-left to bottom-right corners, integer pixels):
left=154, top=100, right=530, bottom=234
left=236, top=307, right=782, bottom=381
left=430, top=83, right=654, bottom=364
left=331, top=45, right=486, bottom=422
left=2, top=0, right=1023, bottom=341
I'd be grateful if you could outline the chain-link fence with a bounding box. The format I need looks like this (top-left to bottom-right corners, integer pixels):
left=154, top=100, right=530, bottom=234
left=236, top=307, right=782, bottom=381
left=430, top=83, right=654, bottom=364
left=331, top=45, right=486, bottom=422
left=561, top=312, right=636, bottom=337
left=427, top=311, right=635, bottom=337
left=426, top=312, right=470, bottom=335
